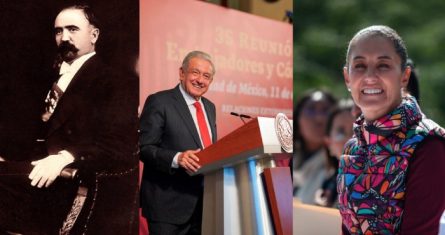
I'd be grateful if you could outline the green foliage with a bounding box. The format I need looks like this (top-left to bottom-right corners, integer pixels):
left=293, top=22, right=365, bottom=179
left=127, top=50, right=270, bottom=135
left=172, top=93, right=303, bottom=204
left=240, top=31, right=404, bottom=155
left=294, top=0, right=445, bottom=125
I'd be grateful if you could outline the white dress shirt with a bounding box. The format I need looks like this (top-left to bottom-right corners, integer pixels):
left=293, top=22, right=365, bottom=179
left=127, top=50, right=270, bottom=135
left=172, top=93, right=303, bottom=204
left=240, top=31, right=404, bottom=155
left=57, top=52, right=96, bottom=92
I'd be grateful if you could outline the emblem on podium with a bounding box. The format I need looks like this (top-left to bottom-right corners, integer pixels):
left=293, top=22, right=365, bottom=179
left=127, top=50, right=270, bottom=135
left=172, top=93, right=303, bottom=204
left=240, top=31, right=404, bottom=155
left=274, top=113, right=293, bottom=153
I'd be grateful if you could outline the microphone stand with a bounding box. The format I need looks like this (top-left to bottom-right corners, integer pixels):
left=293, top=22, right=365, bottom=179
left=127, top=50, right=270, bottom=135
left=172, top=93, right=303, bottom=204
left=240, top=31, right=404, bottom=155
left=230, top=112, right=252, bottom=124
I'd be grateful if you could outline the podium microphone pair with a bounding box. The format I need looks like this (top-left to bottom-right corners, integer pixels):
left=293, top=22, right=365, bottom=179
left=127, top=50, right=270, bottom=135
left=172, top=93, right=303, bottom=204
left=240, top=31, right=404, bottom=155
left=230, top=112, right=252, bottom=124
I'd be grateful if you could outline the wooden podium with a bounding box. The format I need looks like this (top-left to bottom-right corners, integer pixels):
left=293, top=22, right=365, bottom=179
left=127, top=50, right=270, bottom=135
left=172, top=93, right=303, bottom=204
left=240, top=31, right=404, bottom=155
left=193, top=117, right=292, bottom=235
left=293, top=199, right=341, bottom=235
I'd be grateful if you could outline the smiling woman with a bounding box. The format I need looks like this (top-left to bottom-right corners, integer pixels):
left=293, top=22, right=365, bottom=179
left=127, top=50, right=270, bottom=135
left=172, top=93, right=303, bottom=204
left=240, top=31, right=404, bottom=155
left=338, top=25, right=445, bottom=235
left=343, top=26, right=410, bottom=122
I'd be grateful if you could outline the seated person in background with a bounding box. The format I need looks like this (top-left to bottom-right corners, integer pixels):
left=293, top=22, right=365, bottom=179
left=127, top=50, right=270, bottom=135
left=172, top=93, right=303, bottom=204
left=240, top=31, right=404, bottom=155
left=292, top=89, right=337, bottom=204
left=314, top=99, right=355, bottom=208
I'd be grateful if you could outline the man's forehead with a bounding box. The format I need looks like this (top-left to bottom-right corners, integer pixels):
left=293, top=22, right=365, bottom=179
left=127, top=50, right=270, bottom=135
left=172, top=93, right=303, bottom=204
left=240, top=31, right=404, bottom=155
left=189, top=57, right=214, bottom=73
left=54, top=9, right=89, bottom=27
left=189, top=57, right=211, bottom=67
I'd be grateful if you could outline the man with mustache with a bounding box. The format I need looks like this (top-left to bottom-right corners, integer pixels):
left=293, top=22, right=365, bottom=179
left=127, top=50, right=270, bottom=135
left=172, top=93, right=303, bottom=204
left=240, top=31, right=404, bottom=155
left=140, top=51, right=217, bottom=235
left=0, top=4, right=138, bottom=234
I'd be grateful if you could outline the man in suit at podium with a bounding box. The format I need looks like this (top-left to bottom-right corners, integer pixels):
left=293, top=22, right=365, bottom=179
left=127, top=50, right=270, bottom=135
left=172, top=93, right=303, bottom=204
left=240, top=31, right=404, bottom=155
left=140, top=51, right=217, bottom=235
left=0, top=5, right=138, bottom=234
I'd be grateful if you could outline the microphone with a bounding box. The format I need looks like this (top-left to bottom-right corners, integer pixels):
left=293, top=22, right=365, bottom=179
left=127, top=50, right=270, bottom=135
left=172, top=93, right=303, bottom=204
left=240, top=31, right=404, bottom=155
left=230, top=112, right=239, bottom=117
left=239, top=114, right=252, bottom=119
left=230, top=112, right=252, bottom=124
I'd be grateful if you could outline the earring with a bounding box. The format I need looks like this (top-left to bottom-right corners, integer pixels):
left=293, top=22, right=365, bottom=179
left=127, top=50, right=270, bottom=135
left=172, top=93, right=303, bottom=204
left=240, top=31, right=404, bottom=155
left=347, top=87, right=351, bottom=92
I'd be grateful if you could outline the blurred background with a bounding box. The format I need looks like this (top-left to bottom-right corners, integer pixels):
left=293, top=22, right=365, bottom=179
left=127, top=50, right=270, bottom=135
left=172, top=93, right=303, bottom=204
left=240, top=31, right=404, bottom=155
left=294, top=0, right=445, bottom=125
left=205, top=0, right=292, bottom=22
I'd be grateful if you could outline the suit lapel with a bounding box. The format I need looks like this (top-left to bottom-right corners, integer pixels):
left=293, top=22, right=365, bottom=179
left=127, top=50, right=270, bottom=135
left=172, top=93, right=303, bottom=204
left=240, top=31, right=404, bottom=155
left=171, top=85, right=203, bottom=149
left=47, top=56, right=100, bottom=136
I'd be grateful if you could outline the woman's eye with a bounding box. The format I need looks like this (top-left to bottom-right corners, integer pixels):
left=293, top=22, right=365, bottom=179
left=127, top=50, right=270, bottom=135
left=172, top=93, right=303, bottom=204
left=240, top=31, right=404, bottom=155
left=378, top=64, right=390, bottom=69
left=354, top=64, right=366, bottom=70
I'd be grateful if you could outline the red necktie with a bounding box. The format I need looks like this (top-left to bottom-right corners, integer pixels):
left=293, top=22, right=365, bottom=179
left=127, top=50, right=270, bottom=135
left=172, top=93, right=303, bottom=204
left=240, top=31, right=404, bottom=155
left=194, top=102, right=212, bottom=148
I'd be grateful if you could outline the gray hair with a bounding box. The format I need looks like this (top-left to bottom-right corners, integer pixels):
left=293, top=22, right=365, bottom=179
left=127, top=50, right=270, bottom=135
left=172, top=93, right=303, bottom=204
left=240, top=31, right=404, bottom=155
left=181, top=51, right=216, bottom=76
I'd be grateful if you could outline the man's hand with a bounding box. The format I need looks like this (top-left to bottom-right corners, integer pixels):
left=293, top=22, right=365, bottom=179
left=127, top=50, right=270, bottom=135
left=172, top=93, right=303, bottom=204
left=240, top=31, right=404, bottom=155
left=178, top=149, right=201, bottom=174
left=29, top=152, right=74, bottom=188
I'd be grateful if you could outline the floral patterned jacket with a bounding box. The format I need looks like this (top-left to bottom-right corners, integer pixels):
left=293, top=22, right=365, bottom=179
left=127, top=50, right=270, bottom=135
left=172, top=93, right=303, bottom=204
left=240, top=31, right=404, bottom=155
left=337, top=96, right=445, bottom=234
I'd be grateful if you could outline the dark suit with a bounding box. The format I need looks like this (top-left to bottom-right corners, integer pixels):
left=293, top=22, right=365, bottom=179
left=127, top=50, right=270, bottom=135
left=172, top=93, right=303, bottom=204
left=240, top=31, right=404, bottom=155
left=0, top=55, right=139, bottom=234
left=44, top=55, right=138, bottom=175
left=139, top=85, right=217, bottom=230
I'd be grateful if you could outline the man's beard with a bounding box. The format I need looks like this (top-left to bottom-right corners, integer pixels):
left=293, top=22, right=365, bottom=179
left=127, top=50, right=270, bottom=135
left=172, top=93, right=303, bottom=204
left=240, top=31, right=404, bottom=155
left=57, top=41, right=79, bottom=63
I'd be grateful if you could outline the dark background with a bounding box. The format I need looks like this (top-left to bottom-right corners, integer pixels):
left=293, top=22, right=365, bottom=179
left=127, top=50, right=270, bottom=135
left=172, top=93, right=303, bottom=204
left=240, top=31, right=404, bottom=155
left=0, top=0, right=139, bottom=159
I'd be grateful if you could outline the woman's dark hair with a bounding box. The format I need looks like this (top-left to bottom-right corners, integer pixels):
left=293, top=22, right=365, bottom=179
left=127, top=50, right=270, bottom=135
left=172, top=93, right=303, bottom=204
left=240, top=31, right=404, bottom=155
left=345, top=25, right=408, bottom=71
left=406, top=58, right=420, bottom=103
left=293, top=89, right=337, bottom=156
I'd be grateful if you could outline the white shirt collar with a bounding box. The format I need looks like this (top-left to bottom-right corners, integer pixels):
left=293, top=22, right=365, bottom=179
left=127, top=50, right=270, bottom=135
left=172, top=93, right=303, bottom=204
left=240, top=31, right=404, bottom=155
left=179, top=82, right=201, bottom=106
left=59, top=52, right=96, bottom=75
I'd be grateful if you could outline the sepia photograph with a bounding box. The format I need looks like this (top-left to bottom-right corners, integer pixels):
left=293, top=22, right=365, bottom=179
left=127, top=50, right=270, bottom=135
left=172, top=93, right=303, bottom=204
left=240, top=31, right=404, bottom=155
left=0, top=1, right=139, bottom=234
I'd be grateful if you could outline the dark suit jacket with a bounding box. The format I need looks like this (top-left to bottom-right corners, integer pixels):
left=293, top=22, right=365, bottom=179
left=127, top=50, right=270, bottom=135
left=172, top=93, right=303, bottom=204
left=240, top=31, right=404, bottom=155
left=43, top=55, right=138, bottom=175
left=139, top=84, right=217, bottom=225
left=36, top=55, right=139, bottom=234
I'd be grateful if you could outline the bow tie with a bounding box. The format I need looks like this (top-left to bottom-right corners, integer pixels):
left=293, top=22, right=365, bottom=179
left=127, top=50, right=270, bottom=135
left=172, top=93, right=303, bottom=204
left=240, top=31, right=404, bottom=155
left=59, top=62, right=72, bottom=75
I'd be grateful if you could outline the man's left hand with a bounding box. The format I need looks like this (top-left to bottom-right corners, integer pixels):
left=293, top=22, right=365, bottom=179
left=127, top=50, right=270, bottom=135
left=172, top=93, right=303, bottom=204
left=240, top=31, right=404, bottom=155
left=29, top=152, right=74, bottom=188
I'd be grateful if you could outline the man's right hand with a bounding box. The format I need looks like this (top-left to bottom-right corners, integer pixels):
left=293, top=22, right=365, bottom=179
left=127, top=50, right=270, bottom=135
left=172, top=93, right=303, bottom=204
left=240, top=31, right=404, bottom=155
left=29, top=152, right=74, bottom=188
left=178, top=149, right=201, bottom=174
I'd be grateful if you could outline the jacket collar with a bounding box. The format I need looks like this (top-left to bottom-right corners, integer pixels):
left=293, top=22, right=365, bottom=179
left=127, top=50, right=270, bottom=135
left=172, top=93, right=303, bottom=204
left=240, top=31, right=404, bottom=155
left=353, top=95, right=423, bottom=145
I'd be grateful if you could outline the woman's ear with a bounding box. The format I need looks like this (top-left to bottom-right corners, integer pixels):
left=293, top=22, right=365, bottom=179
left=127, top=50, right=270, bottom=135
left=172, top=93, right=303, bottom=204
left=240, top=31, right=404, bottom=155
left=401, top=66, right=411, bottom=88
left=343, top=67, right=351, bottom=89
